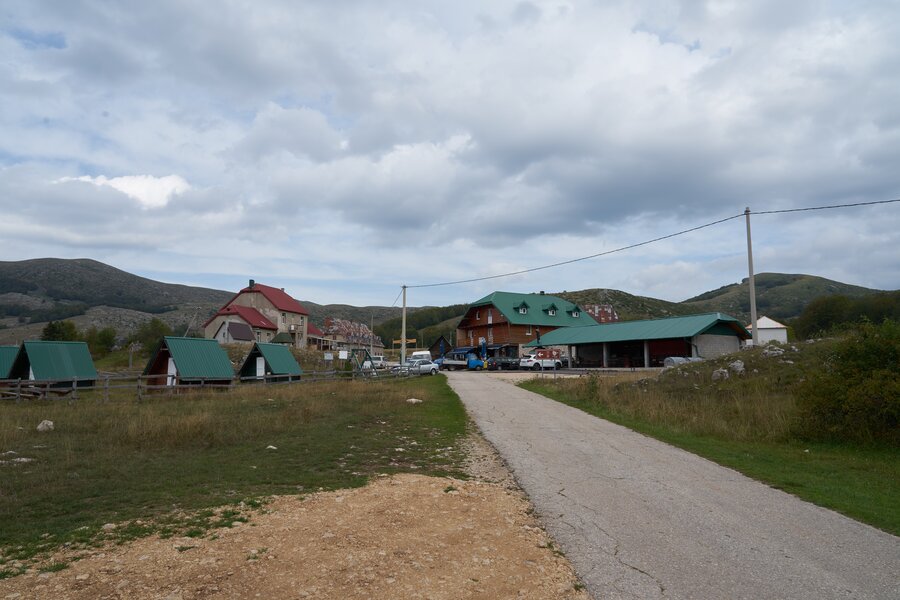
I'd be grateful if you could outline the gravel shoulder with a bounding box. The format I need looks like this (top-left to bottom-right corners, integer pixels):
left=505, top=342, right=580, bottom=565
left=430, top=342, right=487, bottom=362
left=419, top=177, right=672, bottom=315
left=0, top=429, right=589, bottom=600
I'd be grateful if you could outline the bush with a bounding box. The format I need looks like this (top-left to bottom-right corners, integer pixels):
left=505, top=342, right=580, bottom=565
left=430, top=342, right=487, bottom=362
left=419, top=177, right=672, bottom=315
left=796, top=320, right=900, bottom=445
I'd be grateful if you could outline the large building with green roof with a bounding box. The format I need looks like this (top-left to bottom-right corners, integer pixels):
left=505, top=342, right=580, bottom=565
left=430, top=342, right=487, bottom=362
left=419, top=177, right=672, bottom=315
left=524, top=312, right=750, bottom=367
left=455, top=291, right=598, bottom=356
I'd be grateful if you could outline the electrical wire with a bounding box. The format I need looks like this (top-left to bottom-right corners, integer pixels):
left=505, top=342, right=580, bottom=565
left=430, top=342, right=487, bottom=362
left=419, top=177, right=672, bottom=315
left=407, top=212, right=745, bottom=289
left=401, top=197, right=900, bottom=291
left=752, top=198, right=900, bottom=215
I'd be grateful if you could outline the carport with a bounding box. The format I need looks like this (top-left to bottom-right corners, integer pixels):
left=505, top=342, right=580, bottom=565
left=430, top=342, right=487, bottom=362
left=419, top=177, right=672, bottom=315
left=525, top=313, right=750, bottom=368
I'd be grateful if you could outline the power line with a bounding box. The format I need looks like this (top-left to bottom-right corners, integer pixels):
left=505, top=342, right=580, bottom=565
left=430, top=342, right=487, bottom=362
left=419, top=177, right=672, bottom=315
left=403, top=197, right=900, bottom=291
left=389, top=287, right=404, bottom=307
left=753, top=198, right=900, bottom=215
left=408, top=212, right=745, bottom=289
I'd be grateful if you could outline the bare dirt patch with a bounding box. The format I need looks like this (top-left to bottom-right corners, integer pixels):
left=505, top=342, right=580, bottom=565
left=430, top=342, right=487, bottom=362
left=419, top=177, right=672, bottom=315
left=0, top=432, right=588, bottom=599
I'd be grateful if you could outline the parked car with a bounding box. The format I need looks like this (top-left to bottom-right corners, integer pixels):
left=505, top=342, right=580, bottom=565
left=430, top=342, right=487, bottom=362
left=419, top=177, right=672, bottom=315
left=520, top=353, right=562, bottom=371
left=370, top=355, right=387, bottom=369
left=486, top=356, right=519, bottom=371
left=391, top=358, right=439, bottom=376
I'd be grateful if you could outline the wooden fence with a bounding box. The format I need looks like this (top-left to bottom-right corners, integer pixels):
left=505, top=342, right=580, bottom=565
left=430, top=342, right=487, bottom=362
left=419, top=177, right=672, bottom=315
left=0, top=367, right=408, bottom=402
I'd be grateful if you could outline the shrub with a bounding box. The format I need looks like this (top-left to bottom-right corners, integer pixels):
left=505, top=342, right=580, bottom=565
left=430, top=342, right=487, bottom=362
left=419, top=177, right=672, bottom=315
left=796, top=319, right=900, bottom=445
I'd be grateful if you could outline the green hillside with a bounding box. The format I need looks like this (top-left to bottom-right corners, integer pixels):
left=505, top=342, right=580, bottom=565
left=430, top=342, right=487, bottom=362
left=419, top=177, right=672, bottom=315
left=556, top=288, right=692, bottom=321
left=681, top=273, right=880, bottom=322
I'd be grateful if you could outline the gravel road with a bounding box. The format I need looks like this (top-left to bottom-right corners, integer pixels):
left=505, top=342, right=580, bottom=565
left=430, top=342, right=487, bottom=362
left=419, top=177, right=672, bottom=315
left=446, top=371, right=900, bottom=600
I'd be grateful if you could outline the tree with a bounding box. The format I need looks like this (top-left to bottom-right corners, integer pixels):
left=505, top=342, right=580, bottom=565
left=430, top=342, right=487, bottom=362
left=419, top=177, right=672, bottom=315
left=41, top=320, right=79, bottom=341
left=83, top=326, right=117, bottom=357
left=131, top=318, right=173, bottom=352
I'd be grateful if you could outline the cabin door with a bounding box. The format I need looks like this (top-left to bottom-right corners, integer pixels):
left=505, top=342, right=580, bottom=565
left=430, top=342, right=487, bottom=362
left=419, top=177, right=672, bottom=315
left=166, top=357, right=177, bottom=386
left=256, top=357, right=266, bottom=378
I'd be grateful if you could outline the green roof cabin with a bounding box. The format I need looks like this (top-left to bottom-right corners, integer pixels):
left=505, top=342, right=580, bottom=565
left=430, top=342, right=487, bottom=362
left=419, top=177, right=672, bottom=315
left=455, top=291, right=597, bottom=357
left=143, top=337, right=234, bottom=387
left=525, top=313, right=750, bottom=368
left=239, top=342, right=303, bottom=382
left=1, top=345, right=21, bottom=380
left=7, top=341, right=98, bottom=387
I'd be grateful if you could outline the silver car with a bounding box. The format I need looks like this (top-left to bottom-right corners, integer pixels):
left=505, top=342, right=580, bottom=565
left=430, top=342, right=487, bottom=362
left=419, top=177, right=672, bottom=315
left=392, top=358, right=439, bottom=376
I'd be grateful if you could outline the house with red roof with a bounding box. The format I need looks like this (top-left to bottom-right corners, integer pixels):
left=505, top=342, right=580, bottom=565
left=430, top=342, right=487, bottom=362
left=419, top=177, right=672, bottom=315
left=203, top=279, right=310, bottom=348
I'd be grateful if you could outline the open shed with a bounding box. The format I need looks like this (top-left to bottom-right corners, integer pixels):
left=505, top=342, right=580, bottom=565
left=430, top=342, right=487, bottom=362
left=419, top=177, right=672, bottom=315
left=1, top=346, right=20, bottom=379
left=7, top=341, right=98, bottom=387
left=239, top=342, right=302, bottom=382
left=143, top=336, right=234, bottom=387
left=526, top=313, right=750, bottom=368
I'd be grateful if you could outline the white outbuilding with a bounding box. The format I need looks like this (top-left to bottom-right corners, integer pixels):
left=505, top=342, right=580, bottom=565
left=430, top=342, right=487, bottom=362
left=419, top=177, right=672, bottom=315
left=746, top=316, right=789, bottom=345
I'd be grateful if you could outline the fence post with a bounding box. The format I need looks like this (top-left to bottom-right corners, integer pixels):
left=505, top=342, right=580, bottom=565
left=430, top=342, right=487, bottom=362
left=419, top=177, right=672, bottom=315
left=137, top=375, right=143, bottom=403
left=72, top=377, right=78, bottom=401
left=16, top=379, right=21, bottom=403
left=45, top=380, right=50, bottom=399
left=104, top=376, right=110, bottom=403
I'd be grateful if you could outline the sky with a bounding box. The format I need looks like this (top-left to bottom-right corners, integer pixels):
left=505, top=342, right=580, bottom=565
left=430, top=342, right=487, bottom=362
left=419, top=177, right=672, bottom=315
left=2, top=0, right=899, bottom=308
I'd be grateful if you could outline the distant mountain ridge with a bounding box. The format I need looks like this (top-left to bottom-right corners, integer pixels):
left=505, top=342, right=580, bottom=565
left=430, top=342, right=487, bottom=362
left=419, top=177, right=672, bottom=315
left=0, top=258, right=887, bottom=345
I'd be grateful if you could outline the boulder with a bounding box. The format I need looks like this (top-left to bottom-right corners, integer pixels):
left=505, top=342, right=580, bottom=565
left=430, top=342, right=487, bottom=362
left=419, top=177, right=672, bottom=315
left=728, top=360, right=745, bottom=375
left=712, top=369, right=729, bottom=381
left=36, top=420, right=54, bottom=433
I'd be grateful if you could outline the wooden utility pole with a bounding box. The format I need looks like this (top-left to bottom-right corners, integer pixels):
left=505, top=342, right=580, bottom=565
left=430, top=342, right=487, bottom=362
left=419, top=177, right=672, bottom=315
left=745, top=207, right=759, bottom=346
left=401, top=286, right=407, bottom=363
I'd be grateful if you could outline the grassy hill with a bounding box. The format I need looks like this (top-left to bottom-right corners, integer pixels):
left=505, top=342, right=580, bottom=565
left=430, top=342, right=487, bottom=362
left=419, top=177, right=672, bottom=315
left=0, top=258, right=887, bottom=346
left=0, top=258, right=409, bottom=344
left=556, top=288, right=692, bottom=321
left=680, top=273, right=880, bottom=322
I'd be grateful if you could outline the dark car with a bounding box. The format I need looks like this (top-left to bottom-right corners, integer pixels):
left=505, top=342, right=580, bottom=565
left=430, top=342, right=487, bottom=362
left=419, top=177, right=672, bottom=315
left=486, top=356, right=520, bottom=371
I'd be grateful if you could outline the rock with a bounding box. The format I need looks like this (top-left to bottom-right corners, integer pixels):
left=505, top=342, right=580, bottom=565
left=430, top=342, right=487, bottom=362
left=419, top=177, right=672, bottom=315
left=266, top=445, right=278, bottom=450
left=406, top=398, right=423, bottom=404
left=102, top=523, right=117, bottom=531
left=728, top=360, right=745, bottom=375
left=36, top=420, right=54, bottom=433
left=711, top=369, right=729, bottom=381
left=762, top=346, right=784, bottom=357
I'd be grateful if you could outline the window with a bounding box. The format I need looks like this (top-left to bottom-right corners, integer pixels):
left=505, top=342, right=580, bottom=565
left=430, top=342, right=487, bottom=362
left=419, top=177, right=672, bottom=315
left=548, top=309, right=557, bottom=316
left=572, top=311, right=580, bottom=318
left=526, top=325, right=532, bottom=335
left=518, top=306, right=528, bottom=315
left=281, top=312, right=286, bottom=325
left=475, top=310, right=480, bottom=320
left=256, top=331, right=261, bottom=342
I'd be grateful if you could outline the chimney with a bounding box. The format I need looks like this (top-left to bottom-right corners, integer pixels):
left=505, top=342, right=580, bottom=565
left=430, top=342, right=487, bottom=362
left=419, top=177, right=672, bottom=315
left=539, top=290, right=545, bottom=295
left=249, top=279, right=255, bottom=288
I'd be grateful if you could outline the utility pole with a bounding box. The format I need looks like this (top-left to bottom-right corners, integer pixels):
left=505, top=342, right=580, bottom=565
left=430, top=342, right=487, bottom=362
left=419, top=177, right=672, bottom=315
left=401, top=285, right=407, bottom=363
left=745, top=207, right=759, bottom=346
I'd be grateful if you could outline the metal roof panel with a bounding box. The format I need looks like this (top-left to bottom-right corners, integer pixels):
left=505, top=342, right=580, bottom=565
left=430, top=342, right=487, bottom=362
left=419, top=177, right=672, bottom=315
left=161, top=337, right=234, bottom=379
left=254, top=342, right=302, bottom=376
left=525, top=313, right=750, bottom=346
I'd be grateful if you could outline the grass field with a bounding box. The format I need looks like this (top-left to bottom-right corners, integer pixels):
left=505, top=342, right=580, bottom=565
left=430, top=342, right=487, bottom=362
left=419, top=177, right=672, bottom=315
left=522, top=342, right=900, bottom=536
left=0, top=376, right=468, bottom=576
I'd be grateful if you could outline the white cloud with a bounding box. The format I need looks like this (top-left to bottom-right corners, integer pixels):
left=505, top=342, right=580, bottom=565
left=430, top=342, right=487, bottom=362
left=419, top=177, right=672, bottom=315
left=1, top=1, right=898, bottom=305
left=57, top=174, right=191, bottom=209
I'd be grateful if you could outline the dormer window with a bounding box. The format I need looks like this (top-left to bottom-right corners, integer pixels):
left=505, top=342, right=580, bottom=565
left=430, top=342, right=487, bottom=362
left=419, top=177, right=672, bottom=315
left=548, top=309, right=557, bottom=316
left=518, top=306, right=528, bottom=315
left=572, top=311, right=580, bottom=318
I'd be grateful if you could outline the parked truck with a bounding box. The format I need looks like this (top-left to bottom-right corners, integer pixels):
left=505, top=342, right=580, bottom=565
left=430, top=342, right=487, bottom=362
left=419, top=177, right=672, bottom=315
left=439, top=349, right=485, bottom=371
left=519, top=348, right=563, bottom=371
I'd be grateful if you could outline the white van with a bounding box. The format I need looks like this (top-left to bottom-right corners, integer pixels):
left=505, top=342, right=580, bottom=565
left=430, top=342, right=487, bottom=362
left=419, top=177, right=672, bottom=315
left=409, top=350, right=432, bottom=361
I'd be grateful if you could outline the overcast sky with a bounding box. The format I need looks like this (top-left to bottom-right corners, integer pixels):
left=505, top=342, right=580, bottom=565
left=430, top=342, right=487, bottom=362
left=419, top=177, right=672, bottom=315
left=2, top=1, right=899, bottom=308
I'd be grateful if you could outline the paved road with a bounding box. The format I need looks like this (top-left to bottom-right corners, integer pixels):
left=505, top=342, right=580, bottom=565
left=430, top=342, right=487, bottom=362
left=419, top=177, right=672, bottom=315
left=446, top=372, right=900, bottom=600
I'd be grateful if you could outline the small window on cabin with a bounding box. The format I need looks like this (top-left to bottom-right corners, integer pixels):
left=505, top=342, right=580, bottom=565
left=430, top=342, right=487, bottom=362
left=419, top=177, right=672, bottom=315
left=281, top=312, right=286, bottom=325
left=526, top=325, right=532, bottom=335
left=256, top=331, right=261, bottom=342
left=519, top=306, right=528, bottom=315
left=548, top=309, right=557, bottom=316
left=475, top=310, right=480, bottom=320
left=572, top=311, right=580, bottom=318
